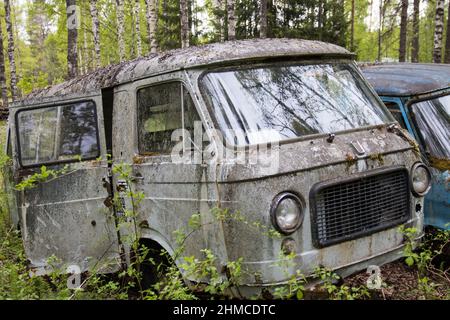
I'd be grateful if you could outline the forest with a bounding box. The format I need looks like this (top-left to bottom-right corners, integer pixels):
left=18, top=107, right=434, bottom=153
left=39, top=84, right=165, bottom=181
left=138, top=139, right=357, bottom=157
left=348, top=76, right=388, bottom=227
left=0, top=0, right=448, bottom=117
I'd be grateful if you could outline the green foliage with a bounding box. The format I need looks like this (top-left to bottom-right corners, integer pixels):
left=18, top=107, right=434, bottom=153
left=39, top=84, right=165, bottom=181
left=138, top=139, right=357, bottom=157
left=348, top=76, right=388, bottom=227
left=2, top=0, right=447, bottom=98
left=272, top=252, right=306, bottom=300
left=399, top=226, right=432, bottom=272
left=399, top=226, right=450, bottom=299
left=15, top=165, right=69, bottom=191
left=313, top=267, right=370, bottom=300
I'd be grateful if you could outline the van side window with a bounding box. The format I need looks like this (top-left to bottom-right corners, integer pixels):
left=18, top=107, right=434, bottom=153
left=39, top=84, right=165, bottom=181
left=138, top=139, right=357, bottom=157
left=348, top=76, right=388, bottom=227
left=16, top=101, right=100, bottom=167
left=137, top=82, right=198, bottom=155
left=384, top=101, right=407, bottom=129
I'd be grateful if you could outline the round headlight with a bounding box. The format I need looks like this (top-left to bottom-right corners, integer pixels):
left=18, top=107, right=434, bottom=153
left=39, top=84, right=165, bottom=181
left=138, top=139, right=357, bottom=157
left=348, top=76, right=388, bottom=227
left=411, top=162, right=431, bottom=197
left=271, top=192, right=304, bottom=234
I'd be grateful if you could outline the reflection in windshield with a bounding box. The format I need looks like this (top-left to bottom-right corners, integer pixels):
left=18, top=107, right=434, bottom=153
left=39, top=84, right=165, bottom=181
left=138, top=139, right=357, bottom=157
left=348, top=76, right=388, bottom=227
left=17, top=102, right=99, bottom=166
left=200, top=63, right=392, bottom=145
left=412, top=94, right=450, bottom=159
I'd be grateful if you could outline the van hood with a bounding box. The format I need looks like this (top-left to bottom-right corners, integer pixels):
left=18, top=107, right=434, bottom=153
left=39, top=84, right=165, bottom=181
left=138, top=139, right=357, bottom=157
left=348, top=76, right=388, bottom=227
left=216, top=124, right=419, bottom=182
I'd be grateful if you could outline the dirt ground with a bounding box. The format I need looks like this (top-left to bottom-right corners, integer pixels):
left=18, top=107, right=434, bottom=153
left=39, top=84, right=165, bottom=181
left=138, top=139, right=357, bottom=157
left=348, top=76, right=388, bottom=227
left=344, top=259, right=450, bottom=300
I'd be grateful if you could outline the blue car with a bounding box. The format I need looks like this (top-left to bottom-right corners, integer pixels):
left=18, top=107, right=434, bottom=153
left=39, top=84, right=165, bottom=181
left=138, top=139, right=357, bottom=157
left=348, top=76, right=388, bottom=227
left=363, top=63, right=449, bottom=230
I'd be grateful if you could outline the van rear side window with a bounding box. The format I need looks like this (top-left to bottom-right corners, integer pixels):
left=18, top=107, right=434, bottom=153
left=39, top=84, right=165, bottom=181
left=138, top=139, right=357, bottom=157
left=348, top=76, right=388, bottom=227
left=16, top=101, right=100, bottom=167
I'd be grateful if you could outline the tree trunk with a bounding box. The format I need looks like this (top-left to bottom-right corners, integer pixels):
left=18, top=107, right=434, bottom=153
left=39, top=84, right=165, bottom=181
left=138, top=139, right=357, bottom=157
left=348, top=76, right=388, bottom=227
left=83, top=17, right=89, bottom=73
left=66, top=0, right=78, bottom=79
left=214, top=0, right=225, bottom=41
left=145, top=0, right=158, bottom=53
left=4, top=0, right=18, bottom=100
left=377, top=0, right=383, bottom=61
left=79, top=2, right=88, bottom=74
left=433, top=0, right=445, bottom=63
left=227, top=0, right=236, bottom=40
left=444, top=0, right=450, bottom=63
left=0, top=18, right=8, bottom=115
left=116, top=0, right=125, bottom=61
left=411, top=0, right=420, bottom=63
left=399, top=0, right=408, bottom=62
left=134, top=0, right=142, bottom=56
left=260, top=0, right=268, bottom=38
left=180, top=0, right=189, bottom=48
left=350, top=0, right=355, bottom=51
left=90, top=0, right=101, bottom=68
left=317, top=0, right=323, bottom=40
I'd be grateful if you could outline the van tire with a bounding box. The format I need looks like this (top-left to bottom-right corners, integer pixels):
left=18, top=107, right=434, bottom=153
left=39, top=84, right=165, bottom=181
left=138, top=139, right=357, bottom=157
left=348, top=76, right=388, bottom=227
left=138, top=239, right=171, bottom=290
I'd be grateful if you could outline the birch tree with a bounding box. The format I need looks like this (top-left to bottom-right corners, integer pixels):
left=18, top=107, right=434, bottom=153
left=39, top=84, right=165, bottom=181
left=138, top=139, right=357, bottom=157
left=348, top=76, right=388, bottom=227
left=0, top=18, right=8, bottom=113
left=350, top=0, right=355, bottom=51
left=66, top=0, right=78, bottom=79
left=433, top=0, right=445, bottom=63
left=145, top=0, right=158, bottom=53
left=411, top=0, right=420, bottom=63
left=4, top=0, right=18, bottom=100
left=134, top=0, right=142, bottom=56
left=444, top=0, right=450, bottom=63
left=399, top=0, right=408, bottom=62
left=260, top=0, right=268, bottom=38
left=116, top=0, right=126, bottom=61
left=213, top=0, right=225, bottom=41
left=90, top=0, right=101, bottom=68
left=227, top=0, right=236, bottom=40
left=79, top=2, right=89, bottom=74
left=377, top=0, right=384, bottom=61
left=180, top=0, right=189, bottom=48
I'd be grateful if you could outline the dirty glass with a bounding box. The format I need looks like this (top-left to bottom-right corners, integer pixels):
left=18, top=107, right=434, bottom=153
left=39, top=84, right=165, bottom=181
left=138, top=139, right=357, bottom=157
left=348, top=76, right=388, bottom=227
left=200, top=63, right=392, bottom=146
left=17, top=101, right=99, bottom=166
left=184, top=89, right=201, bottom=132
left=384, top=101, right=407, bottom=129
left=137, top=82, right=198, bottom=154
left=411, top=94, right=450, bottom=159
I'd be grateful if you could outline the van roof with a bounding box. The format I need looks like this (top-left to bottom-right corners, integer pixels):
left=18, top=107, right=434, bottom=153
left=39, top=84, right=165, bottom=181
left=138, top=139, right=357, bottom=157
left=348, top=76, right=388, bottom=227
left=361, top=63, right=450, bottom=97
left=16, top=38, right=351, bottom=106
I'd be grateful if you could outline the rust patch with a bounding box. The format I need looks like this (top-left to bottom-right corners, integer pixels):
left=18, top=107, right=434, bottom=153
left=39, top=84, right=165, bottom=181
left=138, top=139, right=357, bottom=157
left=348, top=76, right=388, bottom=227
left=429, top=156, right=450, bottom=172
left=132, top=155, right=145, bottom=164
left=390, top=126, right=420, bottom=155
left=87, top=159, right=103, bottom=167
left=369, top=153, right=385, bottom=165
left=345, top=153, right=357, bottom=170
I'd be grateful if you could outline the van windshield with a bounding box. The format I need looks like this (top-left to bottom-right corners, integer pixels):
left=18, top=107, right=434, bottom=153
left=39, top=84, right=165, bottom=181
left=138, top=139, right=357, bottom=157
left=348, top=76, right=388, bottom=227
left=411, top=94, right=450, bottom=160
left=200, top=63, right=392, bottom=146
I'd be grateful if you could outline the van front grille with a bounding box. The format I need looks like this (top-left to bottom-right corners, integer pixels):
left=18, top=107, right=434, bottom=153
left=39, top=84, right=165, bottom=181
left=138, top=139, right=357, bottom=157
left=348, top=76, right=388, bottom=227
left=310, top=167, right=410, bottom=248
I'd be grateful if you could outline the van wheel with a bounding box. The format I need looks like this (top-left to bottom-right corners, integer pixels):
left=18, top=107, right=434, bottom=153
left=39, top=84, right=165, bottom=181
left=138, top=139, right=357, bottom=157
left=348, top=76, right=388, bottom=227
left=138, top=239, right=171, bottom=290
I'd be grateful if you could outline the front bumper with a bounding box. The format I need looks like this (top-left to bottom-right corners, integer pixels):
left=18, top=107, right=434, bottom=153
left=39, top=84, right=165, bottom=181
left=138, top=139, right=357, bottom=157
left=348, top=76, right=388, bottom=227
left=230, top=232, right=424, bottom=298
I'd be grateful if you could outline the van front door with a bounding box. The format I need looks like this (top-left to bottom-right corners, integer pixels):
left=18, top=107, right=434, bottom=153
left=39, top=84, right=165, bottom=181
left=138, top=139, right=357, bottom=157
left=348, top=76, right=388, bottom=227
left=128, top=80, right=220, bottom=261
left=11, top=93, right=121, bottom=275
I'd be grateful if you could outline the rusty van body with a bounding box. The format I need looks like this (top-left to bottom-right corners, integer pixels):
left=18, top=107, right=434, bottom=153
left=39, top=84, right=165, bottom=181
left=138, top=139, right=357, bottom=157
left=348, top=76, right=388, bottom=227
left=5, top=39, right=428, bottom=297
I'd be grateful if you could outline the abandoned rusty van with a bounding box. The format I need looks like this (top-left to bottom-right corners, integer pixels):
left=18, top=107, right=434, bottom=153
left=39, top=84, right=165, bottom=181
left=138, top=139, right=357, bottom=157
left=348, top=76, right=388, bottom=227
left=5, top=39, right=429, bottom=297
left=363, top=63, right=449, bottom=230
